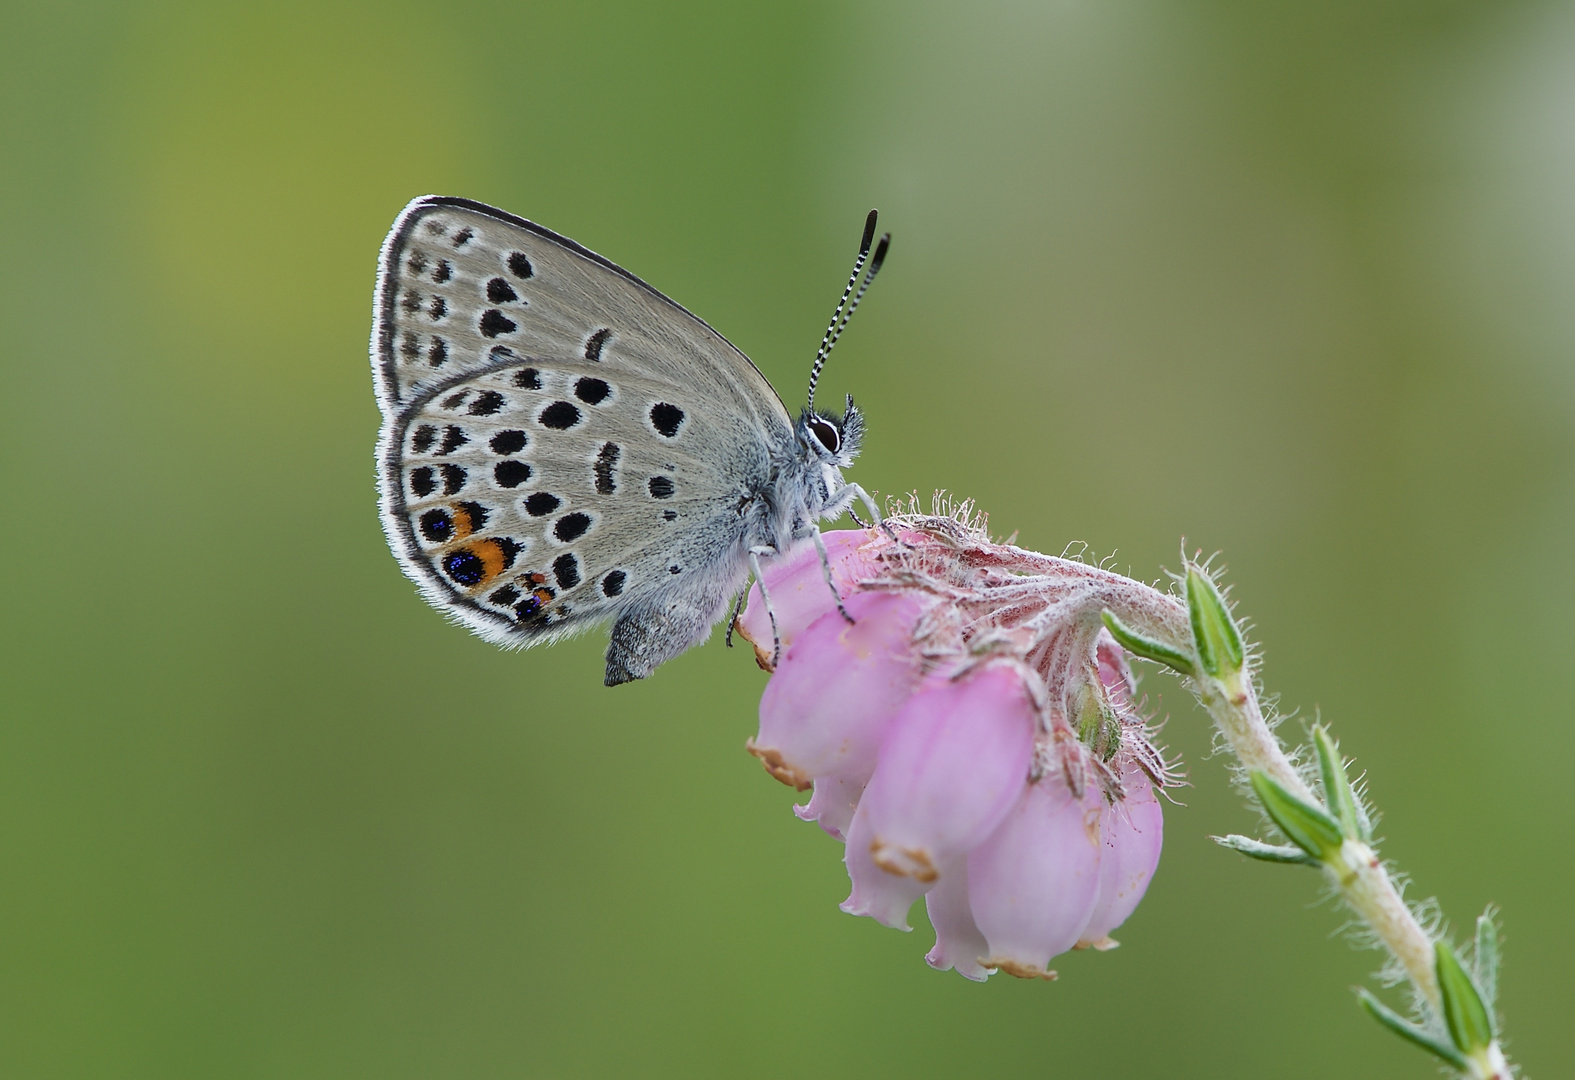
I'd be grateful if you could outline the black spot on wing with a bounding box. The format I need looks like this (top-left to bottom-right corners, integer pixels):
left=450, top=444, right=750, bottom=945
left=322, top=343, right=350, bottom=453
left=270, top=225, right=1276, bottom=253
left=444, top=550, right=485, bottom=585
left=428, top=337, right=448, bottom=366
left=400, top=290, right=423, bottom=314
left=428, top=296, right=447, bottom=320
left=409, top=467, right=436, bottom=498
left=490, top=430, right=527, bottom=455
left=406, top=251, right=428, bottom=274
left=494, top=460, right=532, bottom=488
left=650, top=402, right=685, bottom=438
left=538, top=401, right=581, bottom=429
left=662, top=510, right=678, bottom=522
left=468, top=390, right=505, bottom=416
left=480, top=309, right=516, bottom=338
left=594, top=443, right=620, bottom=494
left=452, top=226, right=474, bottom=247
left=411, top=425, right=437, bottom=453
left=489, top=585, right=521, bottom=607
left=433, top=260, right=452, bottom=283
left=525, top=492, right=560, bottom=517
left=400, top=332, right=421, bottom=360
left=419, top=509, right=453, bottom=543
left=553, top=513, right=591, bottom=542
left=574, top=377, right=610, bottom=405
left=457, top=501, right=490, bottom=531
left=507, top=251, right=534, bottom=279
left=647, top=476, right=675, bottom=499
left=437, top=426, right=468, bottom=455
left=441, top=391, right=468, bottom=410
left=584, top=328, right=611, bottom=361
left=553, top=553, right=580, bottom=590
left=440, top=464, right=467, bottom=494
left=513, top=368, right=541, bottom=390
left=601, top=570, right=626, bottom=597
left=495, top=536, right=523, bottom=568
left=486, top=277, right=518, bottom=304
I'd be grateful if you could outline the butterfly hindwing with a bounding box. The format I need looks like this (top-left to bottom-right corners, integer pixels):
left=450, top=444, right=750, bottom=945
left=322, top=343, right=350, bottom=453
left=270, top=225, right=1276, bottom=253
left=373, top=197, right=797, bottom=649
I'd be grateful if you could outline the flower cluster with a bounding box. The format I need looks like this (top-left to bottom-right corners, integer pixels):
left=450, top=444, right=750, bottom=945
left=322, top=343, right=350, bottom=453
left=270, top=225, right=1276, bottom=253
left=736, top=502, right=1172, bottom=980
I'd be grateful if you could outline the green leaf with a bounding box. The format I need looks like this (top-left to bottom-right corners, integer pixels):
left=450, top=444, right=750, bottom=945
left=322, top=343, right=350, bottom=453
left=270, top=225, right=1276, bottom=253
left=1210, top=833, right=1319, bottom=866
left=1312, top=725, right=1363, bottom=840
left=1437, top=940, right=1494, bottom=1053
left=1356, top=989, right=1469, bottom=1070
left=1248, top=770, right=1344, bottom=860
left=1099, top=610, right=1194, bottom=675
left=1185, top=567, right=1244, bottom=678
left=1474, top=907, right=1500, bottom=1015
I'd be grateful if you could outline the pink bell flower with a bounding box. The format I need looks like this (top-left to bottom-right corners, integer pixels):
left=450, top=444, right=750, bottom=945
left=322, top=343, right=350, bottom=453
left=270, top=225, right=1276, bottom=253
left=733, top=529, right=881, bottom=669
left=739, top=500, right=1175, bottom=981
left=965, top=772, right=1105, bottom=979
left=747, top=591, right=931, bottom=793
left=1078, top=764, right=1164, bottom=949
left=841, top=663, right=1037, bottom=930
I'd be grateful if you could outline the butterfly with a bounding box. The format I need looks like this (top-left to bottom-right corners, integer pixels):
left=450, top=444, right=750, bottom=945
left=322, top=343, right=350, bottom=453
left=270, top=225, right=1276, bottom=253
left=371, top=196, right=890, bottom=685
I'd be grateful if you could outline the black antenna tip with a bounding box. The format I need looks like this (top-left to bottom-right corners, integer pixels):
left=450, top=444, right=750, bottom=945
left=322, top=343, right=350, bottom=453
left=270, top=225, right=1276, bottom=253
left=869, top=233, right=891, bottom=273
left=860, top=209, right=879, bottom=254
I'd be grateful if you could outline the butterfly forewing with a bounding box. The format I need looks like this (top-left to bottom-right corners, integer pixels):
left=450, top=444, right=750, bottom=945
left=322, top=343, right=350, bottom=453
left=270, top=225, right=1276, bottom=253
left=373, top=197, right=787, bottom=425
left=373, top=197, right=796, bottom=647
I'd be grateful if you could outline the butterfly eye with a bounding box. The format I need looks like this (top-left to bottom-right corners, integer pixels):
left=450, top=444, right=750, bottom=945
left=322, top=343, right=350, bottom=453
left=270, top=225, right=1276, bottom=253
left=808, top=417, right=841, bottom=454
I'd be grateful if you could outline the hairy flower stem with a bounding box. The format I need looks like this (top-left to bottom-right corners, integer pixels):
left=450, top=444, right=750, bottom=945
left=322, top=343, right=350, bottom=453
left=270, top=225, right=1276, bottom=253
left=1192, top=667, right=1314, bottom=803
left=1197, top=678, right=1438, bottom=1006
left=1162, top=562, right=1513, bottom=1080
left=1082, top=549, right=1512, bottom=1077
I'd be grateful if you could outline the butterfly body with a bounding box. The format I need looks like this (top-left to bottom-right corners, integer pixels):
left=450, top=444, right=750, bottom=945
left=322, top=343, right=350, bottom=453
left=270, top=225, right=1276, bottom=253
left=371, top=197, right=870, bottom=684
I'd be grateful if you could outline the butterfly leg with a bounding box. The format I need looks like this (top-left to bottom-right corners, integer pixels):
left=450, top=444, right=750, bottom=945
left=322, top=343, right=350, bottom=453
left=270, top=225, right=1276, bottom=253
left=747, top=546, right=783, bottom=669
left=845, top=482, right=905, bottom=546
left=810, top=528, right=856, bottom=625
left=723, top=588, right=749, bottom=648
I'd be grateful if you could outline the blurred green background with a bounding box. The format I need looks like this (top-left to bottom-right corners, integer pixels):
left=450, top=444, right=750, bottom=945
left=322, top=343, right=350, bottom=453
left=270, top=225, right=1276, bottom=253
left=2, top=1, right=1569, bottom=1076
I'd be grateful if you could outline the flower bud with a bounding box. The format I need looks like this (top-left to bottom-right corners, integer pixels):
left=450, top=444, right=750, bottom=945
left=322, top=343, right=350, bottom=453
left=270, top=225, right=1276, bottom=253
left=967, top=773, right=1104, bottom=979
left=841, top=663, right=1037, bottom=930
left=734, top=529, right=882, bottom=669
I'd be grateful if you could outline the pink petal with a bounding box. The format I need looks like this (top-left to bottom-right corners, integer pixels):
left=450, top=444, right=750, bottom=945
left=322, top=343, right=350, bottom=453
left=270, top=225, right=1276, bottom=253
left=924, top=859, right=991, bottom=981
left=841, top=664, right=1036, bottom=929
left=749, top=591, right=928, bottom=791
left=840, top=800, right=926, bottom=930
left=966, top=775, right=1104, bottom=980
left=1078, top=767, right=1163, bottom=949
left=793, top=774, right=864, bottom=841
left=734, top=530, right=881, bottom=669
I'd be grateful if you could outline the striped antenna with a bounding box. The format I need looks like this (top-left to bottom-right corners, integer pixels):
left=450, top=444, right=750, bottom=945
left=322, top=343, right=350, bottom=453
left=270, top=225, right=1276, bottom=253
left=807, top=209, right=889, bottom=410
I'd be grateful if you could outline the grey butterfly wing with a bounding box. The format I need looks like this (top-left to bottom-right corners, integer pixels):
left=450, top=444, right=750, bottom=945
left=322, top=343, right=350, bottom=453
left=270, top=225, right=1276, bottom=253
left=371, top=196, right=796, bottom=664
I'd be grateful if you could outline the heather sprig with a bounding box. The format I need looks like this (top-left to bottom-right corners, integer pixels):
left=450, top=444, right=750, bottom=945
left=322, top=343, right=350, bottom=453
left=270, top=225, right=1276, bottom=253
left=740, top=496, right=1516, bottom=1078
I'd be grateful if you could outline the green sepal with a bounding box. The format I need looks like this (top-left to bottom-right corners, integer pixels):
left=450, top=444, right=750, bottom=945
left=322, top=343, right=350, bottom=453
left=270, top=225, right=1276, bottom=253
left=1312, top=725, right=1365, bottom=840
left=1356, top=989, right=1469, bottom=1070
left=1100, top=610, right=1194, bottom=675
left=1249, top=770, right=1344, bottom=860
left=1437, top=940, right=1494, bottom=1053
left=1185, top=567, right=1244, bottom=678
left=1474, top=907, right=1500, bottom=1015
left=1210, top=833, right=1319, bottom=866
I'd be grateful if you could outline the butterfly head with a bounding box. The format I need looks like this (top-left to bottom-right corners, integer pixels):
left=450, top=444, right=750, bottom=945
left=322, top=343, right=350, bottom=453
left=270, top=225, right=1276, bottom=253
left=799, top=394, right=863, bottom=469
